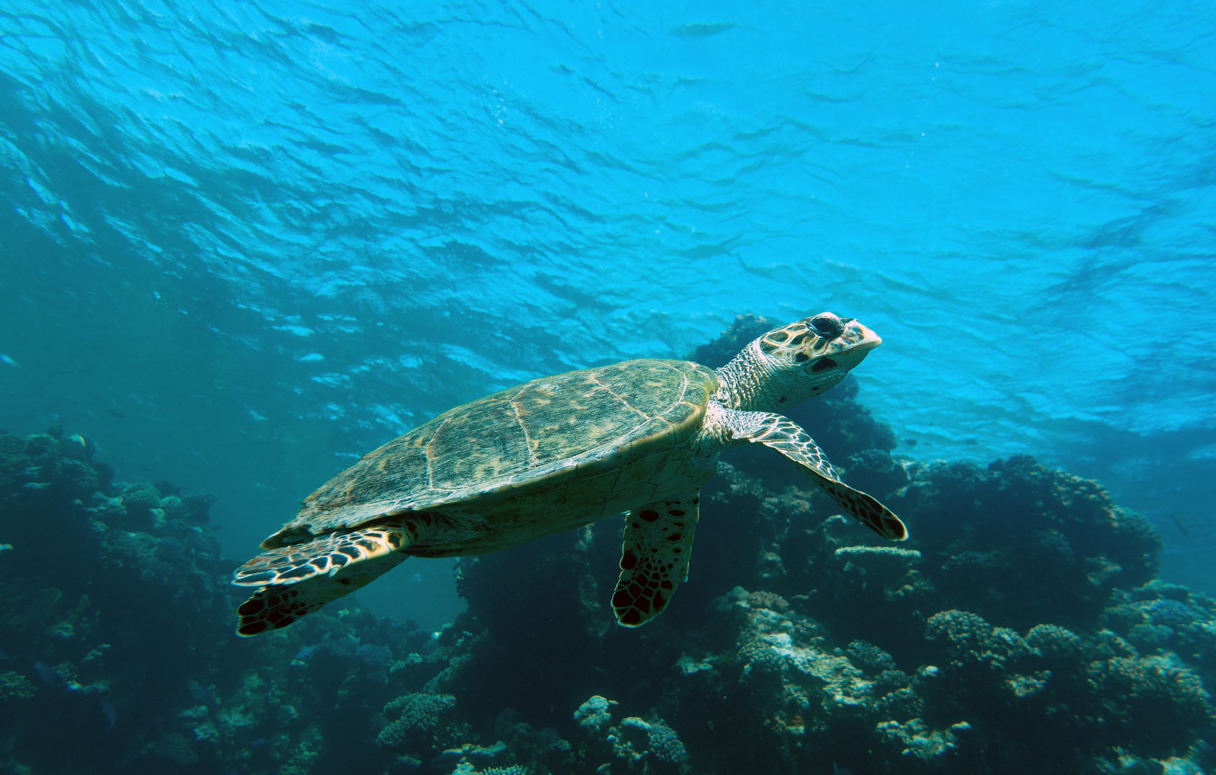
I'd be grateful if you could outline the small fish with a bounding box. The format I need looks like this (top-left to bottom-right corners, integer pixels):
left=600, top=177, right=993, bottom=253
left=33, top=661, right=62, bottom=687
left=293, top=644, right=319, bottom=662
left=106, top=408, right=125, bottom=419
left=32, top=662, right=82, bottom=693
left=100, top=700, right=117, bottom=731
left=1169, top=512, right=1190, bottom=537
left=0, top=354, right=18, bottom=367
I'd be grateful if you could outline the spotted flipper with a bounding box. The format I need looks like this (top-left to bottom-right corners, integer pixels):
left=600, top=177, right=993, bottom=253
left=730, top=411, right=908, bottom=541
left=612, top=495, right=700, bottom=627
left=234, top=550, right=408, bottom=637
left=232, top=522, right=418, bottom=637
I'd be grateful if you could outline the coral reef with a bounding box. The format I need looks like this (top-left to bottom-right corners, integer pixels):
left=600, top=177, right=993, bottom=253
left=0, top=427, right=429, bottom=775
left=887, top=455, right=1163, bottom=632
left=376, top=692, right=459, bottom=750
left=920, top=607, right=1214, bottom=768
left=1, top=317, right=1212, bottom=775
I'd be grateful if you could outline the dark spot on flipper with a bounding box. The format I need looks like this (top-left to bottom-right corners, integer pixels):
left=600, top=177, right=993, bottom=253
left=666, top=532, right=683, bottom=542
left=639, top=509, right=660, bottom=522
left=238, top=596, right=266, bottom=615
left=619, top=609, right=642, bottom=626
left=669, top=510, right=685, bottom=516
left=237, top=620, right=269, bottom=637
left=620, top=550, right=638, bottom=570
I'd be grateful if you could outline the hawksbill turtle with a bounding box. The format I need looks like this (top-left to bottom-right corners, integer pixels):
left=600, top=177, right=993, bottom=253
left=233, top=312, right=907, bottom=636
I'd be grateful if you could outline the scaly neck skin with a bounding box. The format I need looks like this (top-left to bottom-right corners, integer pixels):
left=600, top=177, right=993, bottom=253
left=713, top=341, right=783, bottom=412
left=712, top=338, right=850, bottom=415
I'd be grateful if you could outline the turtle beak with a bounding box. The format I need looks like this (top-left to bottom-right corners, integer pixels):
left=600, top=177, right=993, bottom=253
left=834, top=321, right=882, bottom=371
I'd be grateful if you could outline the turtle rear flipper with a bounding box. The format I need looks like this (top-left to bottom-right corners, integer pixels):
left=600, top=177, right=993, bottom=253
left=612, top=495, right=700, bottom=627
left=232, top=523, right=416, bottom=637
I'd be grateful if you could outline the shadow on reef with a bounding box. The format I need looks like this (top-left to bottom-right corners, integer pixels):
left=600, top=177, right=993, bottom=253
left=1, top=315, right=1213, bottom=775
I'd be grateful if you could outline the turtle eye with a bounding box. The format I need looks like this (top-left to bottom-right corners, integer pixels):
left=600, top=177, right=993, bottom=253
left=808, top=314, right=843, bottom=339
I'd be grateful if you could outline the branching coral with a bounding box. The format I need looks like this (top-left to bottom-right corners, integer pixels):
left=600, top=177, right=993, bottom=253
left=376, top=693, right=458, bottom=751
left=888, top=456, right=1164, bottom=632
left=0, top=671, right=36, bottom=701
left=604, top=717, right=689, bottom=773
left=1086, top=655, right=1215, bottom=754
left=574, top=695, right=616, bottom=734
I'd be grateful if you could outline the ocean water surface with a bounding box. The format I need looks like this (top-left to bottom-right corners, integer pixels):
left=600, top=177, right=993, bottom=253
left=1, top=0, right=1215, bottom=771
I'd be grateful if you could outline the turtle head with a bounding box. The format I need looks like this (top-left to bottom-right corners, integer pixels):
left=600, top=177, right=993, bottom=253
left=716, top=312, right=882, bottom=411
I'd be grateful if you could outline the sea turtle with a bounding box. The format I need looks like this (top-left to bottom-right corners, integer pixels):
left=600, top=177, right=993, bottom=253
left=233, top=312, right=907, bottom=636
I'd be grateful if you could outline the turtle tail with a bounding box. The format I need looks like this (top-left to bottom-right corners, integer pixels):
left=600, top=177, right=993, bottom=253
left=231, top=523, right=413, bottom=637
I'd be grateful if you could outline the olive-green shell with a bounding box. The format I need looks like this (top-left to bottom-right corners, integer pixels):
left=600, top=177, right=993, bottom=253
left=265, top=359, right=718, bottom=547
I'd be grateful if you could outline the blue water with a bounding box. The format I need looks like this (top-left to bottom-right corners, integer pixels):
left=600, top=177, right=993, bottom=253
left=2, top=0, right=1215, bottom=620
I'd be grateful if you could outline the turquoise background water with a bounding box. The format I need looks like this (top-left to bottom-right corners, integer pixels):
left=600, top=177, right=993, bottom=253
left=1, top=0, right=1214, bottom=628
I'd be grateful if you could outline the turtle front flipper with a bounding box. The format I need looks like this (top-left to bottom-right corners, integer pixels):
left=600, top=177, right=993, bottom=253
left=727, top=411, right=908, bottom=541
left=612, top=495, right=700, bottom=627
left=232, top=521, right=420, bottom=637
